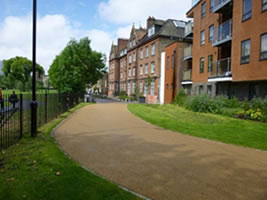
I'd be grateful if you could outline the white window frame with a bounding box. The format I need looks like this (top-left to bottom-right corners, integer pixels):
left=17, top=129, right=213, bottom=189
left=151, top=43, right=156, bottom=56
left=145, top=47, right=149, bottom=58
left=129, top=55, right=132, bottom=64
left=140, top=65, right=143, bottom=75
left=150, top=81, right=155, bottom=96
left=145, top=64, right=148, bottom=75
left=128, top=68, right=131, bottom=77
left=140, top=49, right=143, bottom=59
left=151, top=62, right=155, bottom=74
left=140, top=82, right=143, bottom=93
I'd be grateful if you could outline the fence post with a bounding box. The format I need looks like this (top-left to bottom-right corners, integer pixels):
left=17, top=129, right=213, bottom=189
left=19, top=94, right=23, bottom=139
left=45, top=91, right=48, bottom=123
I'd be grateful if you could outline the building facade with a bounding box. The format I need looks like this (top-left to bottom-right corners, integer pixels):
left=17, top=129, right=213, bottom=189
left=186, top=0, right=267, bottom=99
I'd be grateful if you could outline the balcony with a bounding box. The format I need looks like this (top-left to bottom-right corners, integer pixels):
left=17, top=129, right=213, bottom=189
left=208, top=57, right=232, bottom=81
left=212, top=0, right=232, bottom=13
left=212, top=19, right=232, bottom=47
left=182, top=69, right=192, bottom=81
left=184, top=45, right=192, bottom=61
left=184, top=21, right=193, bottom=37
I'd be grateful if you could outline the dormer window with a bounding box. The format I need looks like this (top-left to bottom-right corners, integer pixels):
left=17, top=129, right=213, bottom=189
left=133, top=40, right=136, bottom=46
left=148, top=25, right=155, bottom=37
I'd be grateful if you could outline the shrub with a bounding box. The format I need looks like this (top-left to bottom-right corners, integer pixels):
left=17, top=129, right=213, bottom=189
left=173, top=89, right=187, bottom=106
left=130, top=94, right=137, bottom=101
left=119, top=91, right=128, bottom=101
left=184, top=94, right=221, bottom=114
left=234, top=109, right=263, bottom=121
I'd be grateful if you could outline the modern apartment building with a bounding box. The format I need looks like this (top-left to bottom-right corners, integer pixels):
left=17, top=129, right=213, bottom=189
left=186, top=0, right=267, bottom=99
left=108, top=38, right=128, bottom=96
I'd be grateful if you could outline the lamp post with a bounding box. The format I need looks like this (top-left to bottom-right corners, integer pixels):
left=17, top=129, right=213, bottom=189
left=31, top=0, right=37, bottom=137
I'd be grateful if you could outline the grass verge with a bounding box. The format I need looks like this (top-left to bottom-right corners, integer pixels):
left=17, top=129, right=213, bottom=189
left=0, top=103, right=140, bottom=200
left=128, top=104, right=267, bottom=151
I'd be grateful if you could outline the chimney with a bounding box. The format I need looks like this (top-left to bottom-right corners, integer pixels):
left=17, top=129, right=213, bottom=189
left=147, top=16, right=155, bottom=29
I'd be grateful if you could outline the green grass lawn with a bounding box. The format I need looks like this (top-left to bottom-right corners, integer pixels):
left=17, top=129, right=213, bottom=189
left=2, top=89, right=58, bottom=95
left=128, top=104, right=267, bottom=151
left=0, top=103, right=139, bottom=200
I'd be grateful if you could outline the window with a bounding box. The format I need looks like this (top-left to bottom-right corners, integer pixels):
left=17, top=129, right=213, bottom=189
left=145, top=64, right=148, bottom=74
left=167, top=56, right=170, bottom=69
left=129, top=55, right=132, bottom=64
left=208, top=85, right=212, bottom=96
left=151, top=62, right=155, bottom=73
left=132, top=82, right=135, bottom=94
left=208, top=55, right=213, bottom=72
left=144, top=85, right=148, bottom=96
left=145, top=47, right=149, bottom=58
left=172, top=53, right=175, bottom=69
left=210, top=0, right=214, bottom=11
left=133, top=67, right=136, bottom=77
left=166, top=84, right=169, bottom=89
left=140, top=64, right=143, bottom=75
left=241, top=39, right=250, bottom=64
left=151, top=43, right=156, bottom=55
left=260, top=34, right=267, bottom=60
left=133, top=40, right=136, bottom=46
left=148, top=26, right=155, bottom=37
left=150, top=81, right=155, bottom=96
left=133, top=53, right=136, bottom=62
left=128, top=83, right=131, bottom=94
left=200, top=58, right=204, bottom=73
left=140, top=49, right=143, bottom=59
left=201, top=30, right=205, bottom=45
left=128, top=68, right=131, bottom=77
left=209, top=25, right=214, bottom=42
left=243, top=0, right=252, bottom=21
left=263, top=0, right=267, bottom=11
left=140, top=82, right=143, bottom=93
left=199, top=85, right=204, bottom=94
left=201, top=2, right=206, bottom=18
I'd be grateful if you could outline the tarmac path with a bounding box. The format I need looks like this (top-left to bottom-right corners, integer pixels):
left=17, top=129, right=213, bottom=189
left=55, top=103, right=267, bottom=200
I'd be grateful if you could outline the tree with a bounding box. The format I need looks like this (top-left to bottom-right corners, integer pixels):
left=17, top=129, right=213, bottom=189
left=2, top=56, right=45, bottom=91
left=48, top=37, right=106, bottom=93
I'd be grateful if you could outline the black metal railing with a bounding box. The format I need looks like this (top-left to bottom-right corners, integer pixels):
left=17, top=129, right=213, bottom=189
left=0, top=92, right=83, bottom=151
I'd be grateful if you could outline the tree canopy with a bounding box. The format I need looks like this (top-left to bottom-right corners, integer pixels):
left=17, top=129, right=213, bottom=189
left=1, top=56, right=45, bottom=91
left=48, top=37, right=106, bottom=93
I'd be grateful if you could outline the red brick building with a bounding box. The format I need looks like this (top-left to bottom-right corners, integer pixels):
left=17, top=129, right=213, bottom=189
left=186, top=0, right=267, bottom=99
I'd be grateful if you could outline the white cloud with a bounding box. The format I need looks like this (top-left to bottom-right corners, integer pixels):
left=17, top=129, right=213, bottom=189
left=0, top=14, right=113, bottom=73
left=98, top=0, right=192, bottom=25
left=116, top=25, right=132, bottom=38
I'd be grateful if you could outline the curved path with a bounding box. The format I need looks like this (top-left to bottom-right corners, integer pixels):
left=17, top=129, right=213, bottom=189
left=55, top=104, right=267, bottom=200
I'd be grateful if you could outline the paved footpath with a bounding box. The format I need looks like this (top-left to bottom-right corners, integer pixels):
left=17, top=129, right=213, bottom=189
left=55, top=104, right=267, bottom=200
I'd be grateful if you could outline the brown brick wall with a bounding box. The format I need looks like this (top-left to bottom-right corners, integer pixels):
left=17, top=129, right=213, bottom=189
left=190, top=0, right=219, bottom=84
left=231, top=0, right=267, bottom=82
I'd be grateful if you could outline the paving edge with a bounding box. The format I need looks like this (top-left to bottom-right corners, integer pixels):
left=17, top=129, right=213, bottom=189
left=50, top=109, right=151, bottom=200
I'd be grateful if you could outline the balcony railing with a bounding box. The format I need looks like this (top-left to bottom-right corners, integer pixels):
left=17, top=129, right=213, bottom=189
left=209, top=57, right=231, bottom=78
left=183, top=69, right=192, bottom=81
left=213, top=19, right=232, bottom=47
left=212, top=0, right=232, bottom=13
left=184, top=45, right=192, bottom=60
left=184, top=21, right=193, bottom=37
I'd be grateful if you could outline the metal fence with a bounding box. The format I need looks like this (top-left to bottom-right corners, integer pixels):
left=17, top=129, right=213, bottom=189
left=0, top=93, right=83, bottom=151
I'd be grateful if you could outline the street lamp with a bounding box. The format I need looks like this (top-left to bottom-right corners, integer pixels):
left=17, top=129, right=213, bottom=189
left=31, top=0, right=37, bottom=137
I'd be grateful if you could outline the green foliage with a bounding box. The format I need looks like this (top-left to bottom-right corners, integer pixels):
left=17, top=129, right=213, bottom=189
left=173, top=88, right=187, bottom=106
left=48, top=37, right=106, bottom=93
left=130, top=93, right=137, bottom=101
left=145, top=76, right=153, bottom=87
left=1, top=56, right=44, bottom=91
left=184, top=95, right=221, bottom=114
left=119, top=91, right=128, bottom=101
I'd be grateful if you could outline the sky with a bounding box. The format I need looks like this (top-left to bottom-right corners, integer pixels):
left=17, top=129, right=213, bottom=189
left=0, top=0, right=192, bottom=73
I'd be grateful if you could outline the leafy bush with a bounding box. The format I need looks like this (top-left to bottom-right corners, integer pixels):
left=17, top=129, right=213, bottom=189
left=184, top=95, right=222, bottom=113
left=130, top=94, right=137, bottom=101
left=173, top=89, right=187, bottom=106
left=119, top=91, right=128, bottom=101
left=234, top=109, right=263, bottom=121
